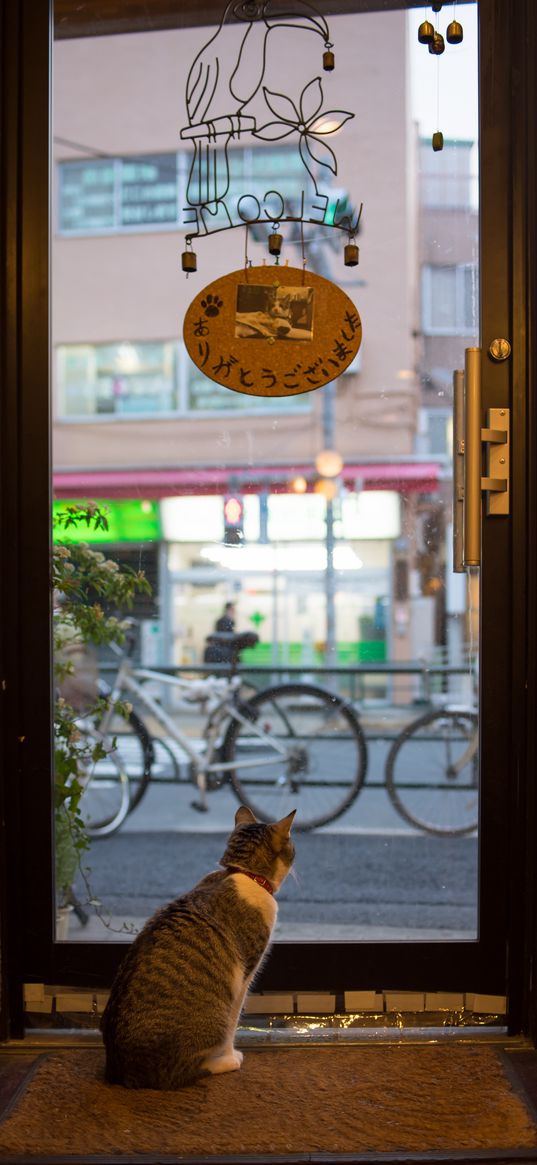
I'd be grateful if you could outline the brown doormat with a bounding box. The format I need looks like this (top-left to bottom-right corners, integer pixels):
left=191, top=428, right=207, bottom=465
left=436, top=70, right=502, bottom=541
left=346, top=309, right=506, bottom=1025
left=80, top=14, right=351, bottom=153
left=0, top=1044, right=536, bottom=1160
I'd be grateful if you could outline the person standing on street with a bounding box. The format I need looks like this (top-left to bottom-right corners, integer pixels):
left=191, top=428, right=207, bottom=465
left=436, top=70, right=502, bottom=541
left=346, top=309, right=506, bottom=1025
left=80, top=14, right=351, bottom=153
left=215, top=601, right=235, bottom=634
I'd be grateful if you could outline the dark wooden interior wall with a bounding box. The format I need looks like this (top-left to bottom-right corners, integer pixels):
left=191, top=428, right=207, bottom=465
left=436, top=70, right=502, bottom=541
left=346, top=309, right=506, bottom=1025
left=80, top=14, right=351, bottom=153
left=0, top=0, right=53, bottom=1041
left=513, top=0, right=537, bottom=1042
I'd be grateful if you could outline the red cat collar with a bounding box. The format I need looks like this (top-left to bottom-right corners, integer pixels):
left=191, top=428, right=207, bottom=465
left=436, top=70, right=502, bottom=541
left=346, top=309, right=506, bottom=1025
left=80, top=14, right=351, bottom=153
left=227, top=867, right=274, bottom=895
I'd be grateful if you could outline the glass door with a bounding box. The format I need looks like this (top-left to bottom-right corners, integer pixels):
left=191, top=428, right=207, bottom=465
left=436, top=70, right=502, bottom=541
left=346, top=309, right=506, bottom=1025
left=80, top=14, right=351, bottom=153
left=6, top=0, right=519, bottom=1009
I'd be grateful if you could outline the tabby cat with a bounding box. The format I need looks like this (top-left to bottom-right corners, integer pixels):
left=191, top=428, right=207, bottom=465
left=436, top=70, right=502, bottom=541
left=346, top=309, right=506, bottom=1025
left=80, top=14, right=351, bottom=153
left=101, top=805, right=295, bottom=1089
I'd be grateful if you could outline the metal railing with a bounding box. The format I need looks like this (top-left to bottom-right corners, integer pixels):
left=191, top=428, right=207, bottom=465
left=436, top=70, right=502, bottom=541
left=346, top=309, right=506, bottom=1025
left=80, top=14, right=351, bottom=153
left=100, top=659, right=475, bottom=708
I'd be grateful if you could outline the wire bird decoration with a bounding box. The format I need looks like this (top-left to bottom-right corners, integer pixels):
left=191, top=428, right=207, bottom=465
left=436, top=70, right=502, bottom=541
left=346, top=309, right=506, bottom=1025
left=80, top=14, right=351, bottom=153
left=180, top=0, right=362, bottom=271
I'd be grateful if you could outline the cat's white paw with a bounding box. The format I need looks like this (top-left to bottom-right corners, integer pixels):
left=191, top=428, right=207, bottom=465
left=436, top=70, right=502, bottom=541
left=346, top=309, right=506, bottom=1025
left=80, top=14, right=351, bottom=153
left=234, top=1048, right=244, bottom=1066
left=203, top=1050, right=243, bottom=1075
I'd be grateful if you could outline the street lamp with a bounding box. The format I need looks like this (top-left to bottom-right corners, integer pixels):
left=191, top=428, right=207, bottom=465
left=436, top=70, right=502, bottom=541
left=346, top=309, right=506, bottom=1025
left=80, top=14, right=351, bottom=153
left=318, top=382, right=343, bottom=668
left=314, top=478, right=338, bottom=500
left=315, top=448, right=343, bottom=478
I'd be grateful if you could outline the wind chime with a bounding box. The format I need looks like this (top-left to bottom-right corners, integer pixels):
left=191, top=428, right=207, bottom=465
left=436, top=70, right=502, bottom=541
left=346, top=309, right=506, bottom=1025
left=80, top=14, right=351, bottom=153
left=179, top=0, right=363, bottom=400
left=417, top=2, right=464, bottom=151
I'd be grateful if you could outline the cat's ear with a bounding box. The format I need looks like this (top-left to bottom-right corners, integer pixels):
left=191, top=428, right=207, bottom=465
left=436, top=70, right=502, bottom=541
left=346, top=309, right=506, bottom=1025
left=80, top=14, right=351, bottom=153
left=235, top=806, right=257, bottom=827
left=272, top=809, right=296, bottom=838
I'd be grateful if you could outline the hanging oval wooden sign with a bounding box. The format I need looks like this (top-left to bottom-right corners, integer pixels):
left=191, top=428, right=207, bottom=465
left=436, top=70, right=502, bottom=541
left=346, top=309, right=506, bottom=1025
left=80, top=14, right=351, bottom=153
left=183, top=264, right=362, bottom=398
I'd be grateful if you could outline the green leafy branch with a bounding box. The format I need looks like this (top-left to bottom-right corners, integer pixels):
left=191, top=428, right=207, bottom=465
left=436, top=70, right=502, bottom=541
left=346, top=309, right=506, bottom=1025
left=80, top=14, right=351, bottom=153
left=53, top=503, right=151, bottom=903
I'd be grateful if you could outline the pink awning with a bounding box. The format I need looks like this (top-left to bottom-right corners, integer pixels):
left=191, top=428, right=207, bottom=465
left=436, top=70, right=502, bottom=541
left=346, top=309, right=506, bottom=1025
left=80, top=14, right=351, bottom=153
left=53, top=462, right=440, bottom=499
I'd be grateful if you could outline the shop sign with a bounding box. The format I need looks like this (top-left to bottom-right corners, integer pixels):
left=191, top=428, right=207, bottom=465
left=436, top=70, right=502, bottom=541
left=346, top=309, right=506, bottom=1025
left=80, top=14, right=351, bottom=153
left=183, top=263, right=362, bottom=398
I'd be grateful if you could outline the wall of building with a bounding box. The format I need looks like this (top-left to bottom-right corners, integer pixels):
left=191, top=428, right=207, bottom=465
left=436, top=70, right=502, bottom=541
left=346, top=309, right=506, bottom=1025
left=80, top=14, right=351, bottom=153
left=51, top=10, right=418, bottom=473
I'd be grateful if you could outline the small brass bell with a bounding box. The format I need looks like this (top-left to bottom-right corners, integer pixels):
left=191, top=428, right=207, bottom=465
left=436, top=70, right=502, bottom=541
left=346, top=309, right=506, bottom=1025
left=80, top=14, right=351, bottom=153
left=432, top=131, right=444, bottom=152
left=418, top=20, right=434, bottom=43
left=344, top=242, right=359, bottom=267
left=446, top=20, right=464, bottom=43
left=429, top=31, right=445, bottom=54
left=181, top=248, right=197, bottom=273
left=268, top=231, right=283, bottom=257
left=323, top=46, right=335, bottom=70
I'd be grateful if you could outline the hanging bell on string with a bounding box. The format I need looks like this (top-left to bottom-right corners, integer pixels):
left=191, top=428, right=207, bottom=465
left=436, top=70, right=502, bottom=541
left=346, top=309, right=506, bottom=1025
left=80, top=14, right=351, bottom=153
left=418, top=20, right=434, bottom=44
left=344, top=242, right=359, bottom=267
left=182, top=247, right=197, bottom=273
left=446, top=20, right=464, bottom=43
left=268, top=231, right=283, bottom=257
left=429, top=31, right=445, bottom=54
left=323, top=45, right=335, bottom=70
left=432, top=131, right=444, bottom=152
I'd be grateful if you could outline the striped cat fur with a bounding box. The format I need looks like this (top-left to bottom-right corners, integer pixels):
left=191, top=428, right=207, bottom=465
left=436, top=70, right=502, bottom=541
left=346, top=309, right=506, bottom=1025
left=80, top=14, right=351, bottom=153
left=101, top=805, right=296, bottom=1089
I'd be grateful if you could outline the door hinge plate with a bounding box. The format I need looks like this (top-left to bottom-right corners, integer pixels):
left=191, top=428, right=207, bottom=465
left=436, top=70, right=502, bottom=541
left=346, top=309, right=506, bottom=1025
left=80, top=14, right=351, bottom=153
left=482, top=407, right=509, bottom=515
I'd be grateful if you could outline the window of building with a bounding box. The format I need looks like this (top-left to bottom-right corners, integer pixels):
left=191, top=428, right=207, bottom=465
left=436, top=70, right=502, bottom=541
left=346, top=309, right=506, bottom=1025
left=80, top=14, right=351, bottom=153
left=421, top=263, right=477, bottom=334
left=56, top=341, right=312, bottom=418
left=417, top=407, right=453, bottom=458
left=57, top=146, right=316, bottom=235
left=419, top=139, right=477, bottom=210
left=185, top=366, right=310, bottom=414
left=56, top=341, right=179, bottom=416
left=58, top=155, right=179, bottom=232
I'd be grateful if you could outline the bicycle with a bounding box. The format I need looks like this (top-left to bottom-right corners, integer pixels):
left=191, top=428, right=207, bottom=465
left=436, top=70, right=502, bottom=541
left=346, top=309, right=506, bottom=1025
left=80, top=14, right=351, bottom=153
left=75, top=719, right=131, bottom=838
left=83, top=629, right=368, bottom=835
left=384, top=706, right=479, bottom=836
left=81, top=627, right=479, bottom=838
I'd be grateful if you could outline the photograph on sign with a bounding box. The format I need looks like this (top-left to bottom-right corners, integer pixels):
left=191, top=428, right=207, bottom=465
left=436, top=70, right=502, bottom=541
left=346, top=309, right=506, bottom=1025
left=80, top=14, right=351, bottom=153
left=235, top=284, right=314, bottom=342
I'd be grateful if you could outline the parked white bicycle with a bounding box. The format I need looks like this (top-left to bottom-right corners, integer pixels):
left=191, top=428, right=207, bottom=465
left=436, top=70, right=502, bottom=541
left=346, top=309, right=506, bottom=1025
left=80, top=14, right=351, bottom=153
left=78, top=627, right=367, bottom=836
left=77, top=627, right=478, bottom=839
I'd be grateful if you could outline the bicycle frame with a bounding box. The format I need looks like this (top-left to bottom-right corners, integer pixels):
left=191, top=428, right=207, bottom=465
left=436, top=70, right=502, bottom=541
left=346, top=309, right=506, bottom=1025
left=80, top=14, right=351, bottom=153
left=100, top=657, right=289, bottom=810
left=449, top=730, right=478, bottom=776
left=438, top=706, right=479, bottom=777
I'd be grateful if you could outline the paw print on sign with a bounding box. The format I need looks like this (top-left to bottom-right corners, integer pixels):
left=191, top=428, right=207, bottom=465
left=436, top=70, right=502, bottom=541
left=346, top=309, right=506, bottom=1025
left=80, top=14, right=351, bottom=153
left=201, top=294, right=223, bottom=318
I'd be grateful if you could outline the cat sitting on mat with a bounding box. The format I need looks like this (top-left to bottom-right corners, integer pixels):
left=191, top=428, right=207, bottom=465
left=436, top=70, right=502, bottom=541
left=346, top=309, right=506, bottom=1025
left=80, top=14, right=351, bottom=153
left=101, top=805, right=296, bottom=1089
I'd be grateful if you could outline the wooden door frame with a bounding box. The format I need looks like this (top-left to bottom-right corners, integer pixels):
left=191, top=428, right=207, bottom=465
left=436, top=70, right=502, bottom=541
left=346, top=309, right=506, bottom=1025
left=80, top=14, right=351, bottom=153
left=1, top=0, right=536, bottom=1039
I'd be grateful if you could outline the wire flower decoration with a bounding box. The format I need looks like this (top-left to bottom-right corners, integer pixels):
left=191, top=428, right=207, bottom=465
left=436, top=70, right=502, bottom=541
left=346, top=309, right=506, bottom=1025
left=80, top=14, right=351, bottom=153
left=254, top=77, right=353, bottom=195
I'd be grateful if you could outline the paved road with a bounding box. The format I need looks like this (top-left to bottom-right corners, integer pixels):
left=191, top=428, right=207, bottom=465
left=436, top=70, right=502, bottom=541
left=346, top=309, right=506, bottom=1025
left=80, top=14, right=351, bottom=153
left=71, top=727, right=478, bottom=942
left=73, top=824, right=478, bottom=942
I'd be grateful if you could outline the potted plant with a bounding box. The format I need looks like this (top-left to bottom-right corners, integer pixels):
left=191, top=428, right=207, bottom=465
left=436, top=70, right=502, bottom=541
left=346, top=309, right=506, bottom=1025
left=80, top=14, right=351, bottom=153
left=53, top=503, right=150, bottom=928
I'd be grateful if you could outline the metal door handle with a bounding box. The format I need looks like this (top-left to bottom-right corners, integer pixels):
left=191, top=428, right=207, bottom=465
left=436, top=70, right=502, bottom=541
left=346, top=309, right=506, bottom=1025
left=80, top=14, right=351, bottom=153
left=452, top=347, right=510, bottom=571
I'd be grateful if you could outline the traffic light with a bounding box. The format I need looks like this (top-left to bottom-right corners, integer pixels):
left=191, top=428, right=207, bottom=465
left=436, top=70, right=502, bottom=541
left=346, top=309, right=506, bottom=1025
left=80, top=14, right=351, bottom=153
left=223, top=495, right=244, bottom=546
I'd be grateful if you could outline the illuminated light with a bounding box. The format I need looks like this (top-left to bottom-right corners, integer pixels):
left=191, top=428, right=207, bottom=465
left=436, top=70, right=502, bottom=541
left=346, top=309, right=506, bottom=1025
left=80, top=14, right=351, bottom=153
left=396, top=369, right=414, bottom=381
left=309, top=117, right=342, bottom=135
left=291, top=475, right=308, bottom=494
left=223, top=494, right=244, bottom=546
left=224, top=496, right=243, bottom=525
left=199, top=544, right=363, bottom=572
left=425, top=577, right=443, bottom=594
left=140, top=500, right=153, bottom=514
left=314, top=478, right=338, bottom=500
left=115, top=342, right=141, bottom=374
left=52, top=498, right=160, bottom=543
left=315, top=449, right=343, bottom=478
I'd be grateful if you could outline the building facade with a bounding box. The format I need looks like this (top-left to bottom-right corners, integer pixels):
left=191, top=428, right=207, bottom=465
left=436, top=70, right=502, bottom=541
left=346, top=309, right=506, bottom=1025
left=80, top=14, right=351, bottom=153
left=51, top=11, right=443, bottom=679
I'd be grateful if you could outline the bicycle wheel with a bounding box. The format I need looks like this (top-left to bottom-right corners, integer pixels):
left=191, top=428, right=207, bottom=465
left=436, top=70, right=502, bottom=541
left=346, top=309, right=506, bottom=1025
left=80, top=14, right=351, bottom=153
left=77, top=727, right=131, bottom=837
left=385, top=708, right=479, bottom=836
left=95, top=699, right=153, bottom=813
left=222, top=683, right=367, bottom=830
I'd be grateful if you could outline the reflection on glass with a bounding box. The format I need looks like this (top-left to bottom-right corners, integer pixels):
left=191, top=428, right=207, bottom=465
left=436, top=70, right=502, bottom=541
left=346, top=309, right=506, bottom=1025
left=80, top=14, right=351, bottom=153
left=52, top=3, right=479, bottom=943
